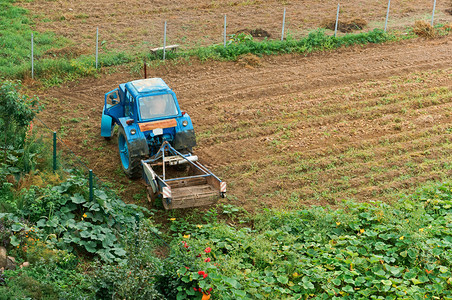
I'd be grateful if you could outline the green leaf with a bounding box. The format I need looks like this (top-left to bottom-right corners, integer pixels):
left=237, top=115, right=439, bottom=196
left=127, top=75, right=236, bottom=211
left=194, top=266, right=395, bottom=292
left=264, top=276, right=275, bottom=284
left=113, top=248, right=126, bottom=256
left=342, top=285, right=354, bottom=293
left=277, top=275, right=289, bottom=285
left=407, top=248, right=417, bottom=259
left=233, top=290, right=247, bottom=297
left=80, top=230, right=91, bottom=238
left=332, top=279, right=341, bottom=286
left=303, top=281, right=315, bottom=289
left=11, top=223, right=23, bottom=232
left=224, top=277, right=240, bottom=289
left=381, top=280, right=392, bottom=286
left=10, top=235, right=19, bottom=246
left=36, top=219, right=46, bottom=228
left=82, top=240, right=97, bottom=253
left=70, top=193, right=86, bottom=204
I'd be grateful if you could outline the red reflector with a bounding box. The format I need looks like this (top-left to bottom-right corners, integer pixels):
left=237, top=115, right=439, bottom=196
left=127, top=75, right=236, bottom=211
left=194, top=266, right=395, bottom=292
left=126, top=119, right=134, bottom=125
left=181, top=111, right=186, bottom=116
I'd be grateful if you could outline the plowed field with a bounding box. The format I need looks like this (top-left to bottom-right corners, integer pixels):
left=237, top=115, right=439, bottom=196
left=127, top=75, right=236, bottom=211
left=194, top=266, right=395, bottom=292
left=34, top=35, right=452, bottom=210
left=19, top=0, right=452, bottom=52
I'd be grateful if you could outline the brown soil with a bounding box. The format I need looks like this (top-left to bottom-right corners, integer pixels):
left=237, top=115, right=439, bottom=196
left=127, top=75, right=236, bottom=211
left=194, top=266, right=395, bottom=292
left=17, top=0, right=452, bottom=53
left=31, top=34, right=452, bottom=212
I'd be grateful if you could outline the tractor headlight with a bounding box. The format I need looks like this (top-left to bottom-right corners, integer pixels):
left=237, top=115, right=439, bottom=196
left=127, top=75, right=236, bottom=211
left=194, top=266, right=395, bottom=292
left=182, top=120, right=188, bottom=127
left=130, top=129, right=136, bottom=135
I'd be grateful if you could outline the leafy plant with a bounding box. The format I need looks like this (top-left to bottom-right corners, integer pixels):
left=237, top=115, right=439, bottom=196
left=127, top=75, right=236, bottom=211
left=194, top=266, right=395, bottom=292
left=7, top=172, right=148, bottom=261
left=0, top=80, right=40, bottom=163
left=158, top=181, right=452, bottom=299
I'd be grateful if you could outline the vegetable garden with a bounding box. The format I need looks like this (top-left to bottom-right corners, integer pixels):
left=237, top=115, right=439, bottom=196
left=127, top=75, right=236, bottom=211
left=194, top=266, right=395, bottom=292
left=1, top=0, right=452, bottom=298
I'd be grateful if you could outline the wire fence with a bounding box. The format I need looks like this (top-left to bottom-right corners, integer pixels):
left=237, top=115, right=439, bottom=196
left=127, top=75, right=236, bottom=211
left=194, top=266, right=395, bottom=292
left=27, top=0, right=451, bottom=78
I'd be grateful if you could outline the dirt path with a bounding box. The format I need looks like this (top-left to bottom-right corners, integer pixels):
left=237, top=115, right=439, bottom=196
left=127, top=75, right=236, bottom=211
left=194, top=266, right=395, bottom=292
left=34, top=36, right=452, bottom=210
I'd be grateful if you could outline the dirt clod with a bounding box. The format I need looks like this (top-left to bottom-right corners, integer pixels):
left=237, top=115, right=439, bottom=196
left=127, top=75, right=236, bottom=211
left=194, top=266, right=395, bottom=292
left=235, top=28, right=271, bottom=38
left=321, top=18, right=367, bottom=33
left=43, top=46, right=89, bottom=59
left=237, top=53, right=261, bottom=68
left=413, top=20, right=436, bottom=38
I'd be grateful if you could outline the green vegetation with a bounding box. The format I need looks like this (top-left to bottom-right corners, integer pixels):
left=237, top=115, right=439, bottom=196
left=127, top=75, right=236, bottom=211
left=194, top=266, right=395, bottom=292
left=167, top=181, right=452, bottom=299
left=0, top=0, right=133, bottom=84
left=180, top=29, right=395, bottom=61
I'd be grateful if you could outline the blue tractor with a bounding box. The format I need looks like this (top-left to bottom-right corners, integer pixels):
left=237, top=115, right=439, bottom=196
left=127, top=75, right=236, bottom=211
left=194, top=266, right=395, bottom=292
left=101, top=78, right=196, bottom=178
left=101, top=78, right=226, bottom=209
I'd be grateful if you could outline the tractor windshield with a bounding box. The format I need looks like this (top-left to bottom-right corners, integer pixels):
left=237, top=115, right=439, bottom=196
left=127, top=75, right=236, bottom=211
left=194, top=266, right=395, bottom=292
left=139, top=93, right=178, bottom=120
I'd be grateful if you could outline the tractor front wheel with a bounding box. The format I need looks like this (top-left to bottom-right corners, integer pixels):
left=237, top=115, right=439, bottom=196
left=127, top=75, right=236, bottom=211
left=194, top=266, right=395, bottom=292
left=118, top=126, right=142, bottom=179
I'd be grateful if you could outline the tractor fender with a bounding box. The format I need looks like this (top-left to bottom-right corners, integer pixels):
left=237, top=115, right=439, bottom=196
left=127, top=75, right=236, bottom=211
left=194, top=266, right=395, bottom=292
left=101, top=107, right=114, bottom=138
left=174, top=113, right=196, bottom=150
left=118, top=117, right=149, bottom=157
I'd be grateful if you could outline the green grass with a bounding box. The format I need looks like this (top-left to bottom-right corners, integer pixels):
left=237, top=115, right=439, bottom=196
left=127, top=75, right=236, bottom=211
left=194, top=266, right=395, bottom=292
left=0, top=0, right=67, bottom=78
left=0, top=0, right=134, bottom=84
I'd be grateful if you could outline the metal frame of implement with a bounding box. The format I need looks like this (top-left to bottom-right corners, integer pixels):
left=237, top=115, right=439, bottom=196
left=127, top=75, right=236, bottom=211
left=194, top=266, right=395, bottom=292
left=142, top=142, right=226, bottom=210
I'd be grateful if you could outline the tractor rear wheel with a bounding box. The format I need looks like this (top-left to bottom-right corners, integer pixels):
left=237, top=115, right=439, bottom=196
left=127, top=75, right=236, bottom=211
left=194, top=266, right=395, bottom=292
left=118, top=126, right=142, bottom=179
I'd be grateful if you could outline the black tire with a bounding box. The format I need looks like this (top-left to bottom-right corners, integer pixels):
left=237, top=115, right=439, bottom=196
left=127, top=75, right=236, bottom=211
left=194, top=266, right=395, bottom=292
left=117, top=126, right=142, bottom=179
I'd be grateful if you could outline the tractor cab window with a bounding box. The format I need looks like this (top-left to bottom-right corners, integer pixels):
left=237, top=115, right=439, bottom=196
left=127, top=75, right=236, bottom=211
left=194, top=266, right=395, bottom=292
left=139, top=93, right=178, bottom=120
left=124, top=89, right=134, bottom=117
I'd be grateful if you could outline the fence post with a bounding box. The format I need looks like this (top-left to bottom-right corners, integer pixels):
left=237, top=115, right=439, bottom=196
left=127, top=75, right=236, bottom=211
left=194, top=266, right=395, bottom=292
left=89, top=169, right=93, bottom=201
left=281, top=8, right=286, bottom=41
left=31, top=33, right=34, bottom=79
left=95, top=27, right=99, bottom=69
left=223, top=14, right=227, bottom=47
left=53, top=131, right=57, bottom=172
left=431, top=0, right=437, bottom=26
left=334, top=4, right=340, bottom=37
left=384, top=0, right=391, bottom=32
left=163, top=21, right=167, bottom=60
